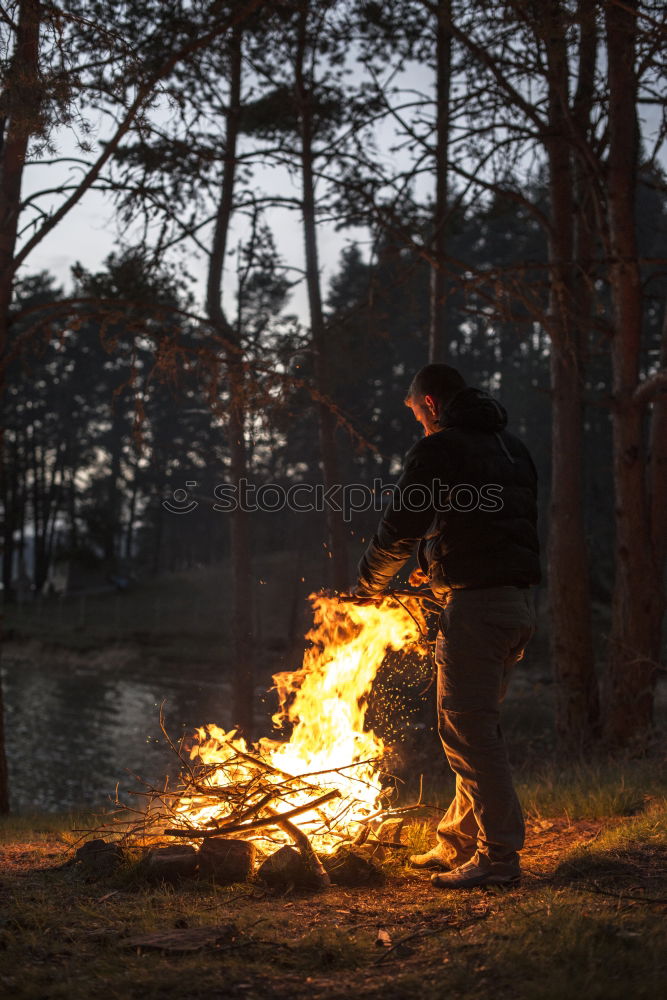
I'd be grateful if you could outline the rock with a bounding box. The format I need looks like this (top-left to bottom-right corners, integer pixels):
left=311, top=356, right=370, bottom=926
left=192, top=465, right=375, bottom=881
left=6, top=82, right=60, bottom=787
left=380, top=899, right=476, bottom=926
left=75, top=839, right=124, bottom=875
left=146, top=845, right=198, bottom=883
left=321, top=847, right=384, bottom=886
left=128, top=923, right=239, bottom=953
left=257, top=845, right=314, bottom=888
left=198, top=838, right=255, bottom=883
left=375, top=927, right=392, bottom=948
left=359, top=841, right=386, bottom=862
left=375, top=817, right=405, bottom=845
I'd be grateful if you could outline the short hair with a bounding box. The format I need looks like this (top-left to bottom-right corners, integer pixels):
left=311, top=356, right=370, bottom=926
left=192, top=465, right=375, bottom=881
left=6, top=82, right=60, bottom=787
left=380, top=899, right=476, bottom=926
left=405, top=364, right=467, bottom=407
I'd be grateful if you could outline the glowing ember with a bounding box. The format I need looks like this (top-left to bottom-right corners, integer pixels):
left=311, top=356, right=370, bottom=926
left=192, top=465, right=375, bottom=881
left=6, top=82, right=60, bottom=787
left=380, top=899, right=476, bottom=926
left=168, top=594, right=425, bottom=854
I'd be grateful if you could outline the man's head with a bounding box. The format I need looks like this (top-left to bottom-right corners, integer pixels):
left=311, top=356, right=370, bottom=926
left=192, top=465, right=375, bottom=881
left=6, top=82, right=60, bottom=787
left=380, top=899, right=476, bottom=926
left=405, top=363, right=467, bottom=435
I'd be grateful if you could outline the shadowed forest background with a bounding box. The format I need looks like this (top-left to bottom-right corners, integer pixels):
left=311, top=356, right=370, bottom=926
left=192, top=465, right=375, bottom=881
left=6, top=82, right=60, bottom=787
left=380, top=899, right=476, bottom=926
left=1, top=0, right=666, bottom=815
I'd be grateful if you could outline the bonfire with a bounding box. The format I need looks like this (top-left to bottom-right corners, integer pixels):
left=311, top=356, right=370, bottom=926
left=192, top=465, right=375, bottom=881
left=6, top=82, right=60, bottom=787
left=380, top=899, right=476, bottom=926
left=103, top=592, right=433, bottom=884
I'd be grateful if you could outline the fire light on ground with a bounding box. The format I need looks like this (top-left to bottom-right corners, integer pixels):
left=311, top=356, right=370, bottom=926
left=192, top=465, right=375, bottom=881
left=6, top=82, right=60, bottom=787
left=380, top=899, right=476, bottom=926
left=157, top=594, right=426, bottom=856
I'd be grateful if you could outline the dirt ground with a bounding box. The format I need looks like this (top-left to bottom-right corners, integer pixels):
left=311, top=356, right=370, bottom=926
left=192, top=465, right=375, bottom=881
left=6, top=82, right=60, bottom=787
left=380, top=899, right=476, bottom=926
left=1, top=811, right=665, bottom=1000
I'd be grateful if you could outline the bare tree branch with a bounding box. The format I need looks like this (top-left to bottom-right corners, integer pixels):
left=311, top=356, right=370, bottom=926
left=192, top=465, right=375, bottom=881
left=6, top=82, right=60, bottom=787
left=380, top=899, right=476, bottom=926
left=13, top=0, right=267, bottom=271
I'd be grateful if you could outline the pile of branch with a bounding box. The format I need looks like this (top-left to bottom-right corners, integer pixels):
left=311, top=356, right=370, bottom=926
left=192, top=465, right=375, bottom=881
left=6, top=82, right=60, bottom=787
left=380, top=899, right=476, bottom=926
left=84, top=708, right=437, bottom=890
left=91, top=711, right=409, bottom=864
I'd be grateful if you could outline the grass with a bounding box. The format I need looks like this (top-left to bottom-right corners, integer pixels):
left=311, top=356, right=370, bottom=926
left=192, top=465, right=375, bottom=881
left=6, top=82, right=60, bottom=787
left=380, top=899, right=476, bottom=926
left=1, top=755, right=666, bottom=1000
left=413, top=744, right=667, bottom=825
left=3, top=565, right=666, bottom=996
left=0, top=811, right=102, bottom=846
left=516, top=752, right=667, bottom=821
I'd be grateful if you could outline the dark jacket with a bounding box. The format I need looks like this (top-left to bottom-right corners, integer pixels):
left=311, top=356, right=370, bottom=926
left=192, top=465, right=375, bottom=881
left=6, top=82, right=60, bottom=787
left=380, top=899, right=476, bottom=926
left=356, top=388, right=541, bottom=599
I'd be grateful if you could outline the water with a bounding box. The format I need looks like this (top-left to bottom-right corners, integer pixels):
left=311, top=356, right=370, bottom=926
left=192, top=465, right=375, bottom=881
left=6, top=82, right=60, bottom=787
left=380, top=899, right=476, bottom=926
left=2, top=649, right=275, bottom=813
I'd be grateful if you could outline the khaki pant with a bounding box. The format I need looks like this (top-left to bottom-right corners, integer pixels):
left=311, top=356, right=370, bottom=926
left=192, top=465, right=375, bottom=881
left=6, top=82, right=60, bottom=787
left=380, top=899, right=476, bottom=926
left=435, top=586, right=536, bottom=868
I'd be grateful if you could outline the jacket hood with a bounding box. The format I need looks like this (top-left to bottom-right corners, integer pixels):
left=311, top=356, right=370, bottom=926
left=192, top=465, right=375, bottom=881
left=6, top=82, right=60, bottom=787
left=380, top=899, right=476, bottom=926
left=440, top=387, right=508, bottom=432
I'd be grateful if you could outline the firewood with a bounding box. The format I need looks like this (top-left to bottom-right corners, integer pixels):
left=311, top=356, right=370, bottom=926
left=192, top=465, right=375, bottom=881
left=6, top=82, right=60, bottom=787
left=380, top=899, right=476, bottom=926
left=163, top=788, right=341, bottom=840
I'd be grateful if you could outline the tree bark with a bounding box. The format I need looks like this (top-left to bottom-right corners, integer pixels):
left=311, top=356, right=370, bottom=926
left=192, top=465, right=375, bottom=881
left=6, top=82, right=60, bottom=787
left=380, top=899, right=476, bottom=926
left=205, top=25, right=255, bottom=738
left=105, top=413, right=123, bottom=564
left=428, top=0, right=452, bottom=363
left=125, top=459, right=139, bottom=561
left=0, top=680, right=7, bottom=813
left=646, top=310, right=667, bottom=671
left=1, top=440, right=19, bottom=602
left=0, top=0, right=39, bottom=816
left=604, top=0, right=661, bottom=745
left=543, top=0, right=598, bottom=749
left=294, top=3, right=348, bottom=591
left=0, top=0, right=41, bottom=367
left=648, top=309, right=667, bottom=589
left=0, top=0, right=41, bottom=601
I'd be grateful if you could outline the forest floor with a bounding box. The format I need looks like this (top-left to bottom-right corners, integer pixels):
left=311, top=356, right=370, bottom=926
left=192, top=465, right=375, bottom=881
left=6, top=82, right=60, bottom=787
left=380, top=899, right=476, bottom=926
left=3, top=566, right=666, bottom=996
left=1, top=765, right=666, bottom=1000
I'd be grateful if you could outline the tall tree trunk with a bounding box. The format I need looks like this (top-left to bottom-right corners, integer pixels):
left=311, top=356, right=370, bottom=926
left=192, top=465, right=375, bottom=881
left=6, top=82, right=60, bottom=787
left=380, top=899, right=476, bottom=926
left=646, top=310, right=667, bottom=666
left=604, top=0, right=660, bottom=745
left=105, top=416, right=123, bottom=564
left=205, top=25, right=255, bottom=737
left=1, top=444, right=18, bottom=601
left=648, top=309, right=667, bottom=597
left=571, top=0, right=598, bottom=345
left=543, top=0, right=597, bottom=749
left=125, top=458, right=139, bottom=561
left=31, top=437, right=63, bottom=593
left=30, top=435, right=43, bottom=587
left=295, top=3, right=349, bottom=591
left=428, top=0, right=452, bottom=363
left=151, top=499, right=164, bottom=575
left=0, top=0, right=40, bottom=374
left=0, top=681, right=7, bottom=813
left=0, top=0, right=41, bottom=812
left=67, top=463, right=79, bottom=550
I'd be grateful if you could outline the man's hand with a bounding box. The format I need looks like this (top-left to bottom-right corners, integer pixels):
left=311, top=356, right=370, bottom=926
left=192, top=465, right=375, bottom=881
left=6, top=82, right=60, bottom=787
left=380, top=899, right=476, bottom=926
left=347, top=585, right=384, bottom=606
left=408, top=566, right=429, bottom=587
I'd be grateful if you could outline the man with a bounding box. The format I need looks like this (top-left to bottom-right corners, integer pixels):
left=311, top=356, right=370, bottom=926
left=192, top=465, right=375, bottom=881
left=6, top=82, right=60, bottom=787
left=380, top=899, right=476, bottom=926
left=351, top=363, right=540, bottom=889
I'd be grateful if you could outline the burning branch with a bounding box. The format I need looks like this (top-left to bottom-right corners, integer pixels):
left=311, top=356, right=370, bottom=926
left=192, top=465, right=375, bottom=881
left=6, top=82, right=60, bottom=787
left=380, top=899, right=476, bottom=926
left=91, top=593, right=432, bottom=882
left=163, top=789, right=341, bottom=839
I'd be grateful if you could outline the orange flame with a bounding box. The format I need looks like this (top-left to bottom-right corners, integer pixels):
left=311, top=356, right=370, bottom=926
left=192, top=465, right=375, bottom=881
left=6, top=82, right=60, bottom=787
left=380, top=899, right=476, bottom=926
left=171, top=594, right=424, bottom=853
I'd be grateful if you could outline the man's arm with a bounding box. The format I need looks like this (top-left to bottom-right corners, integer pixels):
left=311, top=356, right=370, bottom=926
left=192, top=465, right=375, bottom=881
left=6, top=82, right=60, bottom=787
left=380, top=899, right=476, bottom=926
left=355, top=444, right=438, bottom=597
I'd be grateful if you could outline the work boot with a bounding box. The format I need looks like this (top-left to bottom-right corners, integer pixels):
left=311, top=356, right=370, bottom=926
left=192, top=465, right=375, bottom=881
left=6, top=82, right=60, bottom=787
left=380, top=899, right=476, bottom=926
left=408, top=844, right=454, bottom=871
left=430, top=856, right=520, bottom=889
